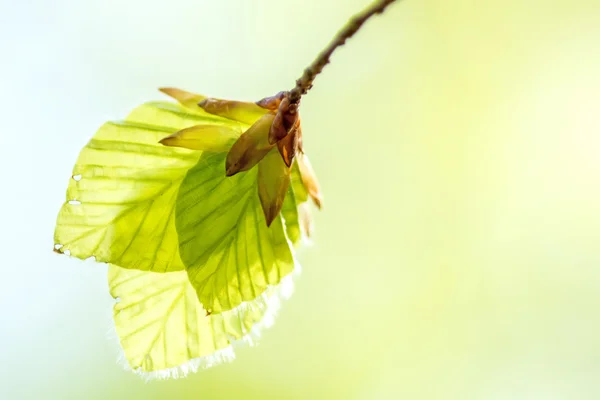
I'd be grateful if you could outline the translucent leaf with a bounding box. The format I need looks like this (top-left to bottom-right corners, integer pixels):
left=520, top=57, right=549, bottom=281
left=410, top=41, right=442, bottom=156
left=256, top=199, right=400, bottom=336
left=176, top=152, right=296, bottom=314
left=281, top=161, right=315, bottom=245
left=291, top=158, right=310, bottom=204
left=109, top=264, right=293, bottom=378
left=281, top=185, right=301, bottom=246
left=54, top=101, right=244, bottom=272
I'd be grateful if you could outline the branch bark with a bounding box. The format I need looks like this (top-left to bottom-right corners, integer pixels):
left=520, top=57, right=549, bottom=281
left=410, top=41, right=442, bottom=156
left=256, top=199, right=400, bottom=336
left=287, top=0, right=399, bottom=108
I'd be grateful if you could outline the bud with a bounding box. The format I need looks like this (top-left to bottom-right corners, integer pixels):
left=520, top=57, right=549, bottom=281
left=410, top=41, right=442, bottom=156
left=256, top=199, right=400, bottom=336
left=159, top=87, right=206, bottom=109
left=258, top=149, right=291, bottom=227
left=159, top=124, right=241, bottom=152
left=199, top=98, right=268, bottom=126
left=256, top=91, right=285, bottom=111
left=225, top=113, right=276, bottom=176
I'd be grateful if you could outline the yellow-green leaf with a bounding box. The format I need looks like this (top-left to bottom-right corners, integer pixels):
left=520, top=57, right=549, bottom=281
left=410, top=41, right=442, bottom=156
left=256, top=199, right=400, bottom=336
left=281, top=186, right=301, bottom=246
left=109, top=264, right=293, bottom=378
left=175, top=152, right=296, bottom=314
left=291, top=158, right=309, bottom=204
left=54, top=101, right=243, bottom=272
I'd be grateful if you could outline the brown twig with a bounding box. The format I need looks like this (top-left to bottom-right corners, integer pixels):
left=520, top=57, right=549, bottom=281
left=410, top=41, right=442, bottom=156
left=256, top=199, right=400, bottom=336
left=287, top=0, right=399, bottom=109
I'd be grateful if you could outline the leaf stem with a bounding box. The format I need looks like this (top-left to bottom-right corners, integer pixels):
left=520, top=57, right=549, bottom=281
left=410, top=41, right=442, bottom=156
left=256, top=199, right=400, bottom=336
left=287, top=0, right=399, bottom=107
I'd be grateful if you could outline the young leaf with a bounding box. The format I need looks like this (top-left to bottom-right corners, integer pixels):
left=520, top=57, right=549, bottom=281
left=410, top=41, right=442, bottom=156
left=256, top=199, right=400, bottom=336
left=175, top=152, right=296, bottom=314
left=282, top=161, right=314, bottom=244
left=280, top=186, right=302, bottom=245
left=54, top=101, right=243, bottom=272
left=109, top=264, right=293, bottom=378
left=291, top=158, right=310, bottom=204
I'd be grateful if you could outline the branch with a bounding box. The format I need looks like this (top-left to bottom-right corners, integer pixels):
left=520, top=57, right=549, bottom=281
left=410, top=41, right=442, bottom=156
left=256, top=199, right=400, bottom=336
left=288, top=0, right=399, bottom=107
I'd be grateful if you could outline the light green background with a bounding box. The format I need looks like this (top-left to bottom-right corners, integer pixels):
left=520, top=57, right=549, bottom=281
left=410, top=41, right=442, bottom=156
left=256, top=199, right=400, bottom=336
left=2, top=0, right=600, bottom=398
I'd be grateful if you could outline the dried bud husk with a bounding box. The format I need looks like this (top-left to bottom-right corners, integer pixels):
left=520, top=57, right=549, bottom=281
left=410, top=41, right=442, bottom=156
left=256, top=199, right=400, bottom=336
left=159, top=87, right=206, bottom=109
left=298, top=202, right=314, bottom=238
left=159, top=124, right=241, bottom=152
left=270, top=110, right=288, bottom=144
left=297, top=124, right=304, bottom=153
left=297, top=153, right=323, bottom=209
left=225, top=113, right=276, bottom=176
left=258, top=148, right=291, bottom=227
left=268, top=96, right=299, bottom=144
left=256, top=91, right=285, bottom=111
left=277, top=119, right=300, bottom=167
left=199, top=98, right=268, bottom=125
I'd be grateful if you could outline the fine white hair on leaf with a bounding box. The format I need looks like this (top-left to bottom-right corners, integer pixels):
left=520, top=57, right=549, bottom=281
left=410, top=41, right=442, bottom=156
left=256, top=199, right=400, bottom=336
left=130, top=346, right=237, bottom=382
left=109, top=265, right=300, bottom=381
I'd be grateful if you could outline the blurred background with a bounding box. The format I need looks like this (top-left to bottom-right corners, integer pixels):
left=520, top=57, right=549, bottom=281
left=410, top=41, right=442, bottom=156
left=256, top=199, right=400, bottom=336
left=1, top=0, right=600, bottom=398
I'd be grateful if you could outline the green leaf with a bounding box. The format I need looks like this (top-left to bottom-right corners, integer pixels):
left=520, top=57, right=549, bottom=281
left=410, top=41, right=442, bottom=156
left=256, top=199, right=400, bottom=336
left=54, top=101, right=246, bottom=272
left=281, top=159, right=316, bottom=245
left=290, top=158, right=310, bottom=204
left=175, top=152, right=296, bottom=314
left=109, top=264, right=292, bottom=378
left=281, top=185, right=301, bottom=246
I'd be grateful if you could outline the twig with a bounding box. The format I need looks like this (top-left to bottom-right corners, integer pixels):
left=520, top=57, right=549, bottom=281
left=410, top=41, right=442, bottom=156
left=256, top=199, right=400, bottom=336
left=287, top=0, right=399, bottom=108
